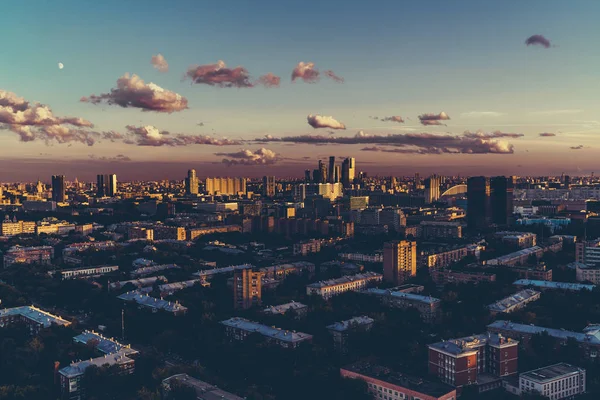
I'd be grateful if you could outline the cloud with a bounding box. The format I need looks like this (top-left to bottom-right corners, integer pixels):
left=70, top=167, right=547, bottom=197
left=0, top=89, right=98, bottom=145
left=257, top=130, right=514, bottom=154
left=81, top=73, right=188, bottom=113
left=323, top=70, right=344, bottom=83
left=307, top=114, right=346, bottom=130
left=462, top=130, right=524, bottom=139
left=380, top=116, right=405, bottom=123
left=89, top=154, right=132, bottom=162
left=124, top=125, right=241, bottom=146
left=151, top=54, right=169, bottom=72
left=418, top=112, right=450, bottom=126
left=530, top=109, right=583, bottom=116
left=539, top=132, right=556, bottom=137
left=570, top=145, right=584, bottom=150
left=216, top=148, right=281, bottom=166
left=525, top=34, right=552, bottom=48
left=291, top=62, right=343, bottom=83
left=185, top=60, right=254, bottom=88
left=256, top=72, right=281, bottom=88
left=460, top=111, right=504, bottom=118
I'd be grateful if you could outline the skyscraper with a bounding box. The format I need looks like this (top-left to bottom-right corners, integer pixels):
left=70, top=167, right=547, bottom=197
left=97, top=174, right=117, bottom=197
left=334, top=165, right=341, bottom=184
left=467, top=176, right=491, bottom=230
left=341, top=157, right=356, bottom=188
left=328, top=156, right=336, bottom=184
left=233, top=268, right=264, bottom=310
left=383, top=240, right=417, bottom=285
left=318, top=160, right=328, bottom=184
left=263, top=176, right=276, bottom=197
left=185, top=169, right=199, bottom=195
left=51, top=175, right=66, bottom=202
left=425, top=174, right=441, bottom=203
left=96, top=174, right=105, bottom=197
left=490, top=176, right=513, bottom=226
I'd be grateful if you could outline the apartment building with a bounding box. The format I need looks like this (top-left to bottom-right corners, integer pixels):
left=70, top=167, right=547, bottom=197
left=306, top=272, right=383, bottom=299
left=326, top=316, right=374, bottom=353
left=430, top=269, right=497, bottom=286
left=3, top=245, right=54, bottom=268
left=420, top=246, right=468, bottom=269
left=488, top=289, right=541, bottom=315
left=49, top=265, right=119, bottom=280
left=575, top=263, right=600, bottom=284
left=420, top=221, right=462, bottom=239
left=0, top=306, right=70, bottom=334
left=233, top=268, right=264, bottom=310
left=519, top=363, right=586, bottom=399
left=363, top=288, right=441, bottom=322
left=220, top=317, right=312, bottom=349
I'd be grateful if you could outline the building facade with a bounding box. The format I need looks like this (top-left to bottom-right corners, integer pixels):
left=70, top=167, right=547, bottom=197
left=384, top=240, right=417, bottom=285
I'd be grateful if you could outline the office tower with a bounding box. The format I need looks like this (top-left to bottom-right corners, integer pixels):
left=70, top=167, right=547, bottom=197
left=424, top=174, right=441, bottom=203
left=51, top=175, right=66, bottom=202
left=304, top=169, right=312, bottom=183
left=341, top=157, right=356, bottom=188
left=205, top=177, right=247, bottom=195
left=414, top=173, right=421, bottom=190
left=106, top=174, right=117, bottom=196
left=490, top=176, right=513, bottom=226
left=467, top=176, right=491, bottom=230
left=563, top=175, right=571, bottom=189
left=185, top=169, right=199, bottom=195
left=334, top=165, right=341, bottom=184
left=96, top=174, right=105, bottom=197
left=263, top=176, right=276, bottom=197
left=383, top=240, right=417, bottom=285
left=233, top=268, right=264, bottom=310
left=328, top=156, right=336, bottom=184
left=318, top=160, right=328, bottom=184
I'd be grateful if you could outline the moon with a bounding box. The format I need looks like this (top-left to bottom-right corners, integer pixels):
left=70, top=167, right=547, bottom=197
left=58, top=62, right=64, bottom=70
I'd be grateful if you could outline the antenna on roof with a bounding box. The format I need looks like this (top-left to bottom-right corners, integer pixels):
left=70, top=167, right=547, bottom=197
left=121, top=309, right=125, bottom=341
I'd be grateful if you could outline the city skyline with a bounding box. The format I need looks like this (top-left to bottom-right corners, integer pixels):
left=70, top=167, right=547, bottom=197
left=2, top=1, right=600, bottom=180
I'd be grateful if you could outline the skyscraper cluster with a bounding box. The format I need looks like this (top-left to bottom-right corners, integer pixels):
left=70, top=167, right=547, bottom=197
left=308, top=157, right=355, bottom=188
left=467, top=176, right=514, bottom=229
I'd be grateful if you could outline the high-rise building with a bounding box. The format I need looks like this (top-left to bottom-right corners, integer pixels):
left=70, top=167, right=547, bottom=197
left=97, top=174, right=117, bottom=197
left=51, top=175, right=66, bottom=202
left=233, top=268, right=264, bottom=309
left=467, top=176, right=491, bottom=230
left=262, top=176, right=276, bottom=197
left=96, top=174, right=105, bottom=197
left=328, top=156, right=336, bottom=184
left=106, top=174, right=117, bottom=196
left=425, top=174, right=441, bottom=203
left=383, top=240, right=417, bottom=285
left=185, top=169, right=199, bottom=195
left=318, top=160, right=328, bottom=184
left=341, top=157, right=356, bottom=188
left=205, top=177, right=247, bottom=195
left=333, top=165, right=341, bottom=184
left=490, top=176, right=513, bottom=226
left=304, top=169, right=312, bottom=183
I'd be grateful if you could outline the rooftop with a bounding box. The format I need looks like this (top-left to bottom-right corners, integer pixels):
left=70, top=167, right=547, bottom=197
left=0, top=305, right=70, bottom=328
left=263, top=301, right=308, bottom=315
left=363, top=288, right=440, bottom=305
left=487, top=246, right=542, bottom=264
left=488, top=289, right=541, bottom=313
left=193, top=264, right=253, bottom=277
left=59, top=352, right=133, bottom=378
left=220, top=317, right=312, bottom=343
left=162, top=374, right=244, bottom=400
left=428, top=332, right=518, bottom=356
left=306, top=272, right=382, bottom=289
left=326, top=316, right=374, bottom=332
left=513, top=279, right=596, bottom=291
left=341, top=362, right=455, bottom=398
left=521, top=363, right=584, bottom=383
left=73, top=330, right=138, bottom=357
left=117, top=291, right=188, bottom=314
left=488, top=320, right=600, bottom=345
left=130, top=264, right=179, bottom=277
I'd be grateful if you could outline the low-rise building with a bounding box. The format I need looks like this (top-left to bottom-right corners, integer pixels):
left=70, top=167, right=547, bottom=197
left=575, top=263, right=600, bottom=284
left=485, top=246, right=543, bottom=267
left=3, top=245, right=54, bottom=268
left=519, top=363, right=586, bottom=399
left=420, top=221, right=462, bottom=239
left=326, top=316, right=374, bottom=353
left=488, top=289, right=541, bottom=315
left=259, top=261, right=316, bottom=280
left=162, top=374, right=244, bottom=400
left=420, top=246, right=469, bottom=269
left=339, top=252, right=383, bottom=263
left=0, top=305, right=70, bottom=334
left=187, top=225, right=241, bottom=240
left=117, top=291, right=188, bottom=315
left=341, top=362, right=457, bottom=400
left=109, top=276, right=167, bottom=291
left=130, top=264, right=179, bottom=278
left=363, top=288, right=441, bottom=322
left=430, top=269, right=496, bottom=286
left=493, top=231, right=537, bottom=249
left=262, top=301, right=308, bottom=318
left=306, top=272, right=383, bottom=299
left=49, top=265, right=119, bottom=280
left=513, top=279, right=595, bottom=292
left=220, top=317, right=312, bottom=348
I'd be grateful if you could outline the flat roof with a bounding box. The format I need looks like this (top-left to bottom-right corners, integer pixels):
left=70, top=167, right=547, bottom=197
left=513, top=279, right=596, bottom=291
left=59, top=352, right=133, bottom=378
left=117, top=291, right=187, bottom=313
left=0, top=305, right=70, bottom=328
left=306, top=272, right=382, bottom=289
left=162, top=374, right=244, bottom=400
left=363, top=288, right=440, bottom=305
left=488, top=289, right=541, bottom=313
left=341, top=362, right=455, bottom=398
left=488, top=320, right=600, bottom=345
left=488, top=246, right=542, bottom=263
left=521, top=363, right=584, bottom=383
left=220, top=317, right=312, bottom=343
left=263, top=301, right=307, bottom=315
left=193, top=264, right=253, bottom=277
left=326, top=316, right=374, bottom=332
left=73, top=330, right=138, bottom=357
left=429, top=332, right=518, bottom=356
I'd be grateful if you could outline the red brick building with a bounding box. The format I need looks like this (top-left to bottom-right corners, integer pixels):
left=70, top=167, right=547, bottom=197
left=428, top=333, right=518, bottom=389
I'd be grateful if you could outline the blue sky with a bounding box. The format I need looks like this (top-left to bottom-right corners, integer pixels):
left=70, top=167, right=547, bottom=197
left=1, top=0, right=599, bottom=179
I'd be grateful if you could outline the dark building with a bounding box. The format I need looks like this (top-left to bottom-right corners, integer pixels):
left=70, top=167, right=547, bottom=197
left=262, top=176, right=276, bottom=197
left=328, top=156, right=336, bottom=184
left=304, top=169, right=311, bottom=183
left=51, top=175, right=66, bottom=202
left=184, top=169, right=199, bottom=195
left=97, top=174, right=117, bottom=197
left=490, top=176, right=513, bottom=226
left=467, top=176, right=490, bottom=230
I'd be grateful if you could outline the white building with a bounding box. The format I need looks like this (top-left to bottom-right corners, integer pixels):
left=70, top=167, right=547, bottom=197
left=306, top=272, right=382, bottom=299
left=519, top=363, right=585, bottom=399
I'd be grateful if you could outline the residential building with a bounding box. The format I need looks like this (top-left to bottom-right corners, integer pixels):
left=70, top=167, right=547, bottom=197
left=519, top=363, right=586, bottom=399
left=363, top=288, right=441, bottom=322
left=576, top=263, right=600, bottom=284
left=259, top=261, right=315, bottom=280
left=162, top=374, right=244, bottom=400
left=513, top=279, right=595, bottom=292
left=49, top=265, right=119, bottom=280
left=262, top=301, right=308, bottom=318
left=485, top=246, right=543, bottom=267
left=341, top=362, right=457, bottom=400
left=0, top=218, right=36, bottom=237
left=420, top=221, right=462, bottom=239
left=339, top=252, right=383, bottom=263
left=117, top=291, right=188, bottom=315
left=220, top=317, right=312, bottom=348
left=576, top=240, right=600, bottom=267
left=493, top=231, right=537, bottom=249
left=428, top=332, right=519, bottom=388
left=488, top=289, right=541, bottom=315
left=0, top=306, right=70, bottom=334
left=185, top=169, right=199, bottom=195
left=425, top=175, right=441, bottom=204
left=205, top=177, right=247, bottom=195
left=379, top=207, right=407, bottom=231
left=233, top=268, right=264, bottom=309
left=326, top=316, right=374, bottom=353
left=306, top=272, right=383, bottom=299
left=431, top=269, right=496, bottom=286
left=263, top=175, right=276, bottom=197
left=187, top=225, right=241, bottom=240
left=383, top=240, right=417, bottom=285
left=420, top=246, right=468, bottom=269
left=152, top=225, right=186, bottom=241
left=3, top=245, right=54, bottom=268
left=128, top=226, right=154, bottom=240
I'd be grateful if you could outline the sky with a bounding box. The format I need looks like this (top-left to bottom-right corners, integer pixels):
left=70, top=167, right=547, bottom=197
left=1, top=0, right=599, bottom=181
